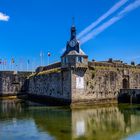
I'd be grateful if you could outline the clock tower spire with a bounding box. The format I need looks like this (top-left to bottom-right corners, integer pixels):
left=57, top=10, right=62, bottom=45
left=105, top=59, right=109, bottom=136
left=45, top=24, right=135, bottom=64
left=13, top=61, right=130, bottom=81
left=70, top=17, right=76, bottom=40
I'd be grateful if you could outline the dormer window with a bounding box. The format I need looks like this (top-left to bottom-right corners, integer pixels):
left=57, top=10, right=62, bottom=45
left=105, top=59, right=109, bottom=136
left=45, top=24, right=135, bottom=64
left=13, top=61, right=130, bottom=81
left=62, top=57, right=68, bottom=64
left=62, top=57, right=65, bottom=64
left=77, top=56, right=83, bottom=63
left=61, top=56, right=69, bottom=67
left=65, top=57, right=68, bottom=63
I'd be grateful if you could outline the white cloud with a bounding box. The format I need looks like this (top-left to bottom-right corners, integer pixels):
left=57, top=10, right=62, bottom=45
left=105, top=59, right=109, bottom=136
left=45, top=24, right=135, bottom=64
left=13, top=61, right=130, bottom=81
left=0, top=12, right=9, bottom=21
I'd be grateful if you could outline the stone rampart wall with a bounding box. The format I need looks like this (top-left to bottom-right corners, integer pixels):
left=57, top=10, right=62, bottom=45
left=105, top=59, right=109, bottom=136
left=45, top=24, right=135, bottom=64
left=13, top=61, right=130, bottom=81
left=0, top=71, right=32, bottom=96
left=28, top=69, right=71, bottom=104
left=72, top=66, right=140, bottom=103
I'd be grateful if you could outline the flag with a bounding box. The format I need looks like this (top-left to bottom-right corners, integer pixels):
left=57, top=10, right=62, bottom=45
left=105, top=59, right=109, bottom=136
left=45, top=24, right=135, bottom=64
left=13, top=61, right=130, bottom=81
left=48, top=52, right=51, bottom=56
left=11, top=58, right=15, bottom=64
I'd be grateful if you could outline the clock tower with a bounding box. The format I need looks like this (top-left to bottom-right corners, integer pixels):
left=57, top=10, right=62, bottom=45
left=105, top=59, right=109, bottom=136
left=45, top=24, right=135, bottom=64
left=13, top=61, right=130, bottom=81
left=61, top=24, right=88, bottom=68
left=66, top=25, right=80, bottom=53
left=61, top=23, right=88, bottom=102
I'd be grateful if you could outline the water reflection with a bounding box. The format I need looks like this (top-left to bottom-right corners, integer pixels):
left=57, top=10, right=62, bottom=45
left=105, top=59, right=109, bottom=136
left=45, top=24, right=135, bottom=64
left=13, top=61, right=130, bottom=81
left=72, top=106, right=140, bottom=140
left=0, top=100, right=140, bottom=140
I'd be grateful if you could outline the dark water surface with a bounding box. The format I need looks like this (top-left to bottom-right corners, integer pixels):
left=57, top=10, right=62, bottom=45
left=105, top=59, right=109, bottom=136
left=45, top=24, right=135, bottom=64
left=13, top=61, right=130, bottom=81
left=0, top=100, right=140, bottom=140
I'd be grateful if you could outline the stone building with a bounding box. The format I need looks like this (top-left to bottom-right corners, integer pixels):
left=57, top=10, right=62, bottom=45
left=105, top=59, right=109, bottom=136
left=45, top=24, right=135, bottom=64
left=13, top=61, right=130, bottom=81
left=28, top=24, right=140, bottom=105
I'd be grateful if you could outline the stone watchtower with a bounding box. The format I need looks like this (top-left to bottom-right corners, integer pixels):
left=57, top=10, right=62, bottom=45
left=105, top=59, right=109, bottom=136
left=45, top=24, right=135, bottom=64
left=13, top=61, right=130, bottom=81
left=61, top=24, right=88, bottom=103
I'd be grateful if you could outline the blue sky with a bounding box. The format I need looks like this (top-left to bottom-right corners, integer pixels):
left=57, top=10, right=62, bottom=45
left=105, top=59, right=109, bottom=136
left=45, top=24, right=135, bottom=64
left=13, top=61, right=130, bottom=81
left=0, top=0, right=140, bottom=71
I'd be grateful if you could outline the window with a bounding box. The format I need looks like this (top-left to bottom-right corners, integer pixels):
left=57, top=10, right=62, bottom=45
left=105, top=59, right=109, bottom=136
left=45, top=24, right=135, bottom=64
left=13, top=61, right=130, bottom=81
left=62, top=58, right=64, bottom=64
left=77, top=57, right=83, bottom=63
left=62, top=57, right=68, bottom=64
left=65, top=57, right=68, bottom=63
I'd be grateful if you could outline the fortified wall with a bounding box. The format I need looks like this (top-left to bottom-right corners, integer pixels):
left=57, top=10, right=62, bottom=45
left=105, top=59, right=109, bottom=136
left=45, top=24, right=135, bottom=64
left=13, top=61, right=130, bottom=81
left=27, top=25, right=140, bottom=105
left=28, top=59, right=140, bottom=104
left=0, top=71, right=32, bottom=97
left=72, top=60, right=140, bottom=103
left=28, top=66, right=72, bottom=105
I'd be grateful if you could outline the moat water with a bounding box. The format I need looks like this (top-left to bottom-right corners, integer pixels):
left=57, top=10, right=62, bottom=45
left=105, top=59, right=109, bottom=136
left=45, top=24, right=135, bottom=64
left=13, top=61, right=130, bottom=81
left=0, top=100, right=140, bottom=140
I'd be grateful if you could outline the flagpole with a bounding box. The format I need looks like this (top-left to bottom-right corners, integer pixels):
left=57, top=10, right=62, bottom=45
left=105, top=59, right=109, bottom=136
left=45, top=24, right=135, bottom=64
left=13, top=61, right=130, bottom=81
left=21, top=59, right=23, bottom=71
left=11, top=63, right=13, bottom=71
left=11, top=60, right=13, bottom=71
left=48, top=56, right=49, bottom=65
left=4, top=59, right=5, bottom=70
left=27, top=60, right=29, bottom=71
left=0, top=59, right=2, bottom=71
left=11, top=58, right=15, bottom=71
left=48, top=52, right=50, bottom=65
left=27, top=62, right=28, bottom=71
left=4, top=59, right=7, bottom=71
left=42, top=52, right=44, bottom=66
left=40, top=51, right=42, bottom=66
left=2, top=59, right=4, bottom=70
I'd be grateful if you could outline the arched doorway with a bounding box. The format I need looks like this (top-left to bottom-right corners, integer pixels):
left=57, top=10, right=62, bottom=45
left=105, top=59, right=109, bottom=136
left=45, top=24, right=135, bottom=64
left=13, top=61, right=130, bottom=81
left=123, top=78, right=129, bottom=89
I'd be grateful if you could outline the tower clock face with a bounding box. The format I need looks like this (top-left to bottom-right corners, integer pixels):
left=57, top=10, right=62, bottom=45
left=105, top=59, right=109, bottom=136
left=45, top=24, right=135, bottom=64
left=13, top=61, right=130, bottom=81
left=69, top=40, right=76, bottom=47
